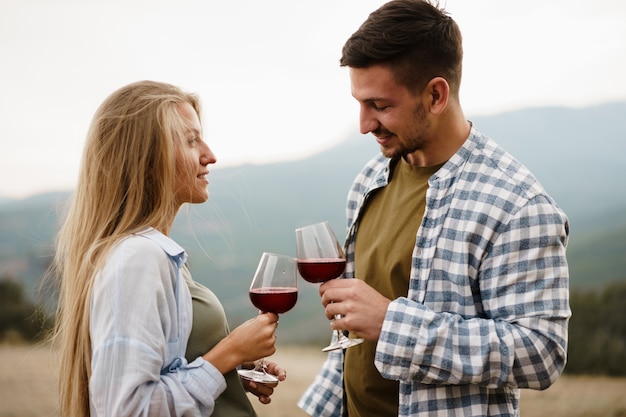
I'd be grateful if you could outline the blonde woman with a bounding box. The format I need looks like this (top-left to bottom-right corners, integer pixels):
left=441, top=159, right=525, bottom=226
left=50, top=80, right=285, bottom=417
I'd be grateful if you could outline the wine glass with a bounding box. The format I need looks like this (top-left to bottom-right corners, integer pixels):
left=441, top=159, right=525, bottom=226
left=237, top=252, right=298, bottom=385
left=295, top=221, right=364, bottom=352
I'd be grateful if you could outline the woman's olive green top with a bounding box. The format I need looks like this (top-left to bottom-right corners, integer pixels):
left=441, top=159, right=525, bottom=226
left=182, top=266, right=257, bottom=417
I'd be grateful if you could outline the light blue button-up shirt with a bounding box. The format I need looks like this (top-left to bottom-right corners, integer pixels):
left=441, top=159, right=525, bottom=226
left=89, top=228, right=226, bottom=416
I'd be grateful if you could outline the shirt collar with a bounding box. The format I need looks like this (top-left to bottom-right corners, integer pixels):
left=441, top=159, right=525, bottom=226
left=137, top=227, right=187, bottom=268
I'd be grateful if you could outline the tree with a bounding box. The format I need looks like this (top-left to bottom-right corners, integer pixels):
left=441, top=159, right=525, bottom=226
left=566, top=281, right=626, bottom=375
left=0, top=275, right=53, bottom=342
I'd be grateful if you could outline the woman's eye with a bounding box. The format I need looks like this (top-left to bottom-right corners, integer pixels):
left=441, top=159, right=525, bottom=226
left=188, top=137, right=199, bottom=145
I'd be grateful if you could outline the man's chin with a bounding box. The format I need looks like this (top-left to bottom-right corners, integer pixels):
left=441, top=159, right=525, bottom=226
left=380, top=147, right=400, bottom=159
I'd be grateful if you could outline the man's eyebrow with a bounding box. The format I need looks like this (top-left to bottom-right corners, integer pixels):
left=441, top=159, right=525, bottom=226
left=353, top=94, right=388, bottom=103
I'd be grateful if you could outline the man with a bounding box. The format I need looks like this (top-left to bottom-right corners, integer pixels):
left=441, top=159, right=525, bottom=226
left=298, top=1, right=571, bottom=416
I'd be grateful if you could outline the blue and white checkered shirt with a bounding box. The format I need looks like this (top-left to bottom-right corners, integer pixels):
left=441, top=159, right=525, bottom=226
left=298, top=127, right=571, bottom=417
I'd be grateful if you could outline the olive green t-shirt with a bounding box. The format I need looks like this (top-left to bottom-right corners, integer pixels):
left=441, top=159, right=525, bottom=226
left=182, top=266, right=257, bottom=417
left=345, top=158, right=442, bottom=417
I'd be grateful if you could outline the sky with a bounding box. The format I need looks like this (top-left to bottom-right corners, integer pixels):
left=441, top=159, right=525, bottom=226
left=1, top=0, right=625, bottom=199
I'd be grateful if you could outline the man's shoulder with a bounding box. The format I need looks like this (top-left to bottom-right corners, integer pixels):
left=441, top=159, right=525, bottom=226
left=461, top=130, right=541, bottom=191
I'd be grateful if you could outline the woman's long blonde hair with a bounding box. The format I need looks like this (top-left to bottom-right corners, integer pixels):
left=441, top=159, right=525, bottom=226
left=50, top=80, right=201, bottom=417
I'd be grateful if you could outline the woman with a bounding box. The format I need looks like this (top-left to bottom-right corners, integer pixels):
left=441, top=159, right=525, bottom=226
left=50, top=80, right=285, bottom=417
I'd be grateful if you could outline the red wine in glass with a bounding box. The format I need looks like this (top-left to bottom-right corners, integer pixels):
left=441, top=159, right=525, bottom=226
left=297, top=258, right=346, bottom=283
left=250, top=287, right=298, bottom=314
left=295, top=221, right=364, bottom=352
left=237, top=252, right=298, bottom=385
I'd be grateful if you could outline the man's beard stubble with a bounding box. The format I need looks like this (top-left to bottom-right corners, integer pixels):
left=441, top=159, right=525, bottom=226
left=375, top=102, right=429, bottom=160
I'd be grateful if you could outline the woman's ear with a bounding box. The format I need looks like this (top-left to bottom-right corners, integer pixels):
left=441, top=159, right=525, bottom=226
left=424, top=77, right=449, bottom=115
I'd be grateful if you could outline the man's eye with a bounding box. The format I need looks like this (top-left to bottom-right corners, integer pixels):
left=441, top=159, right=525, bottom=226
left=372, top=103, right=388, bottom=111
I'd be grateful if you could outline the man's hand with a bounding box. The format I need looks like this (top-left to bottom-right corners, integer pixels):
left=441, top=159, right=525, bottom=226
left=319, top=278, right=391, bottom=341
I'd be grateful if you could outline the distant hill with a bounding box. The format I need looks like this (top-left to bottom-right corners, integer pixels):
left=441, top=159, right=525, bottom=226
left=1, top=102, right=625, bottom=343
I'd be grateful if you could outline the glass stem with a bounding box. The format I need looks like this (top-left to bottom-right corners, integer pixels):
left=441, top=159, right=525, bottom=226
left=333, top=314, right=348, bottom=340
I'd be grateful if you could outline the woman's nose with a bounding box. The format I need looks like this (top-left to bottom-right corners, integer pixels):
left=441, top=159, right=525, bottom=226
left=201, top=142, right=217, bottom=165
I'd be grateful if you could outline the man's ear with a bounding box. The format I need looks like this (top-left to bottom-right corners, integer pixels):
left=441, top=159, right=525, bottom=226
left=424, top=77, right=449, bottom=115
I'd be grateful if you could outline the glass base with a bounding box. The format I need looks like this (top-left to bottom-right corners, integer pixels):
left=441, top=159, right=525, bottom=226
left=237, top=369, right=279, bottom=386
left=322, top=336, right=364, bottom=352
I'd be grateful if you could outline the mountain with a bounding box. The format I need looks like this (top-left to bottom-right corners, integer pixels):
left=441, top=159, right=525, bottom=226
left=1, top=102, right=625, bottom=343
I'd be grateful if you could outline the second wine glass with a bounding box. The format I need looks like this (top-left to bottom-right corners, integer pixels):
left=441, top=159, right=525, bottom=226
left=237, top=252, right=298, bottom=385
left=295, top=221, right=364, bottom=352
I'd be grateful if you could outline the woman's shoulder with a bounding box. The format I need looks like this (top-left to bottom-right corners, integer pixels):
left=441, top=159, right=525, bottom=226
left=112, top=229, right=185, bottom=261
left=105, top=230, right=184, bottom=277
left=113, top=233, right=169, bottom=262
left=98, top=232, right=180, bottom=294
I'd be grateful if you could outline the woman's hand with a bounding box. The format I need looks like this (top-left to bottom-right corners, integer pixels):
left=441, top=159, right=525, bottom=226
left=203, top=313, right=279, bottom=374
left=240, top=360, right=287, bottom=404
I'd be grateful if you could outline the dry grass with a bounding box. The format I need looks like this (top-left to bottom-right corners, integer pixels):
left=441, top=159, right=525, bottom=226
left=1, top=343, right=625, bottom=417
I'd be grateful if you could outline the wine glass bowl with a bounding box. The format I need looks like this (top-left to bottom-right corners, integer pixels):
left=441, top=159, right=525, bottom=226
left=249, top=252, right=298, bottom=314
left=295, top=221, right=364, bottom=352
left=296, top=258, right=346, bottom=283
left=249, top=287, right=297, bottom=314
left=237, top=252, right=298, bottom=385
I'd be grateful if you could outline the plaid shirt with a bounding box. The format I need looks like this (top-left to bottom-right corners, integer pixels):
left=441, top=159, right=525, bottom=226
left=298, top=127, right=571, bottom=417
